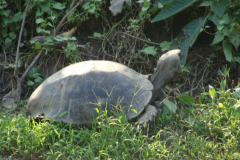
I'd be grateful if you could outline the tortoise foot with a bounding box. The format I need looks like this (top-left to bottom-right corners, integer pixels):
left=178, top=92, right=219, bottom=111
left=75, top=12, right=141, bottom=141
left=137, top=105, right=158, bottom=128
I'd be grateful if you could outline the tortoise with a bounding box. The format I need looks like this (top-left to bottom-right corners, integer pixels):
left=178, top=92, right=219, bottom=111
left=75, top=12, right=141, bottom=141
left=27, top=49, right=181, bottom=127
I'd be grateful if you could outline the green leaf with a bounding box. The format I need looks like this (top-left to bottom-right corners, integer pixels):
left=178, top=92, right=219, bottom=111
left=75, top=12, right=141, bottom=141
left=3, top=18, right=11, bottom=27
left=36, top=9, right=43, bottom=17
left=34, top=76, right=43, bottom=83
left=69, top=37, right=77, bottom=41
left=58, top=111, right=68, bottom=118
left=34, top=42, right=42, bottom=50
left=139, top=46, right=157, bottom=56
left=220, top=79, right=227, bottom=91
left=36, top=28, right=50, bottom=35
left=132, top=109, right=138, bottom=113
left=82, top=2, right=90, bottom=10
left=12, top=12, right=24, bottom=22
left=209, top=14, right=220, bottom=26
left=88, top=5, right=96, bottom=13
left=1, top=9, right=11, bottom=17
left=27, top=80, right=34, bottom=86
left=234, top=104, right=240, bottom=119
left=28, top=67, right=39, bottom=78
left=233, top=57, right=240, bottom=64
left=9, top=32, right=16, bottom=40
left=93, top=32, right=102, bottom=38
left=40, top=2, right=51, bottom=12
left=1, top=28, right=7, bottom=37
left=0, top=0, right=7, bottom=9
left=160, top=41, right=171, bottom=51
left=162, top=99, right=177, bottom=114
left=170, top=16, right=207, bottom=65
left=52, top=2, right=66, bottom=10
left=222, top=40, right=233, bottom=62
left=177, top=92, right=196, bottom=106
left=47, top=22, right=53, bottom=27
left=36, top=18, right=44, bottom=24
left=148, top=0, right=174, bottom=13
left=210, top=0, right=228, bottom=17
left=211, top=31, right=224, bottom=45
left=20, top=43, right=24, bottom=47
left=209, top=85, right=216, bottom=100
left=199, top=1, right=210, bottom=7
left=235, top=88, right=240, bottom=98
left=141, top=1, right=150, bottom=12
left=183, top=16, right=206, bottom=47
left=152, top=0, right=197, bottom=22
left=217, top=24, right=224, bottom=31
left=5, top=37, right=11, bottom=44
left=54, top=35, right=68, bottom=41
left=228, top=26, right=240, bottom=49
left=218, top=14, right=230, bottom=25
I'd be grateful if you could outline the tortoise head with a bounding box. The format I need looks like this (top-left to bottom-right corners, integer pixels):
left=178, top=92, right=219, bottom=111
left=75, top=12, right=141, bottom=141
left=150, top=49, right=181, bottom=102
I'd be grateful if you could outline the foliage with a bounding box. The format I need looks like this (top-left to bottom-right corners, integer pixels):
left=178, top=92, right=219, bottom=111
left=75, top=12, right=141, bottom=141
left=27, top=67, right=43, bottom=86
left=170, top=16, right=207, bottom=65
left=109, top=0, right=131, bottom=16
left=151, top=0, right=197, bottom=22
left=149, top=0, right=240, bottom=65
left=1, top=1, right=240, bottom=159
left=139, top=46, right=157, bottom=56
left=1, top=75, right=240, bottom=159
left=207, top=0, right=240, bottom=63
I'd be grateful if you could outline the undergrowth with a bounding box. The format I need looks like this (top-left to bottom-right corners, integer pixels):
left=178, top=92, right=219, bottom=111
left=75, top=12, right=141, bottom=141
left=1, top=81, right=240, bottom=159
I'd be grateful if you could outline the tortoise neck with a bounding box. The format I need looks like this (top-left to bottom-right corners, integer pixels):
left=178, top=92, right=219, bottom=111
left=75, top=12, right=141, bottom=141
left=149, top=51, right=181, bottom=102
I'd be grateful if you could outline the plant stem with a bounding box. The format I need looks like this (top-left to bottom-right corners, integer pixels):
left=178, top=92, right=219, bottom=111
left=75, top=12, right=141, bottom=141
left=14, top=0, right=31, bottom=80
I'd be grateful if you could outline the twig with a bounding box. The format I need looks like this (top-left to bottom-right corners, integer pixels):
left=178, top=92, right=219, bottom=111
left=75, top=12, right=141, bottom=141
left=123, top=32, right=160, bottom=46
left=3, top=47, right=7, bottom=63
left=20, top=49, right=44, bottom=82
left=54, top=0, right=83, bottom=36
left=70, top=0, right=77, bottom=8
left=12, top=0, right=31, bottom=101
left=14, top=0, right=31, bottom=80
left=21, top=0, right=83, bottom=84
left=13, top=0, right=84, bottom=103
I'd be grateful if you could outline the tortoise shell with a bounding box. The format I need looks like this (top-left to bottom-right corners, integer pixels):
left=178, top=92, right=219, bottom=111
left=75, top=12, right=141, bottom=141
left=27, top=61, right=153, bottom=125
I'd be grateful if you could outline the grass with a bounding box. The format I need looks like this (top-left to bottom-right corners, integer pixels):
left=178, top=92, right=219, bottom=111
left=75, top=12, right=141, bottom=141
left=1, top=83, right=240, bottom=159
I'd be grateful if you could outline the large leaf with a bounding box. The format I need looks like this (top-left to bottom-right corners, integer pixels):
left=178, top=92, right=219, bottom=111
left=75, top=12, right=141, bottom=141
left=162, top=99, right=177, bottom=114
left=148, top=0, right=174, bottom=13
left=222, top=40, right=233, bottom=62
left=211, top=31, right=224, bottom=45
left=170, top=16, right=207, bottom=65
left=151, top=0, right=197, bottom=22
left=228, top=25, right=240, bottom=49
left=177, top=92, right=196, bottom=106
left=183, top=16, right=206, bottom=47
left=210, top=0, right=228, bottom=17
left=109, top=0, right=131, bottom=16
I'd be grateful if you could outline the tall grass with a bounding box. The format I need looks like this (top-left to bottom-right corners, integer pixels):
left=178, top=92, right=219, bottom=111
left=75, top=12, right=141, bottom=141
left=1, top=84, right=240, bottom=159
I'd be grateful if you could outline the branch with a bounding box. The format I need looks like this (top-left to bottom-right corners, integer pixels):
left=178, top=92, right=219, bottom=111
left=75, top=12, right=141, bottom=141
left=21, top=0, right=83, bottom=82
left=70, top=0, right=77, bottom=8
left=20, top=48, right=44, bottom=83
left=122, top=32, right=160, bottom=46
left=14, top=0, right=31, bottom=79
left=54, top=0, right=83, bottom=36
